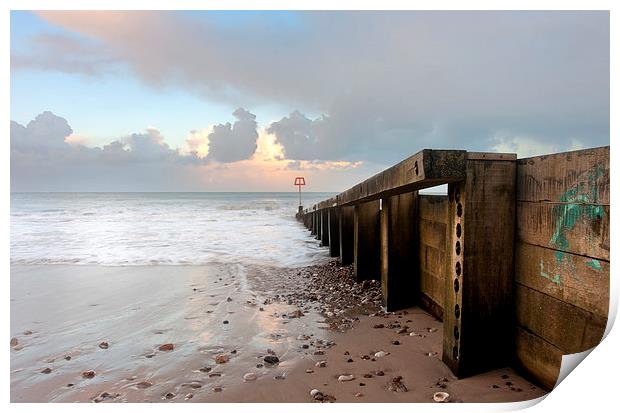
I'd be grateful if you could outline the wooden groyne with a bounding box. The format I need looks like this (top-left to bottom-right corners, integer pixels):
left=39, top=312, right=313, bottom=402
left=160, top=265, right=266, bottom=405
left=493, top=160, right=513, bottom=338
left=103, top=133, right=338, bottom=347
left=297, top=146, right=610, bottom=390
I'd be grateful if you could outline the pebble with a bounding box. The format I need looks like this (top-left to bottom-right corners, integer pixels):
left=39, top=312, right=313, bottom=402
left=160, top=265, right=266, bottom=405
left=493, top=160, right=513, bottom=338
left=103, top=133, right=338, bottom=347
left=374, top=351, right=389, bottom=357
left=274, top=373, right=286, bottom=380
left=158, top=343, right=174, bottom=351
left=215, top=354, right=230, bottom=364
left=10, top=338, right=18, bottom=347
left=305, top=369, right=314, bottom=373
left=82, top=370, right=96, bottom=379
left=64, top=355, right=72, bottom=361
left=376, top=370, right=385, bottom=376
left=433, top=391, right=450, bottom=402
left=264, top=355, right=280, bottom=365
left=363, top=373, right=373, bottom=378
left=315, top=360, right=327, bottom=368
left=99, top=341, right=109, bottom=349
left=222, top=320, right=229, bottom=324
left=355, top=392, right=363, bottom=397
left=338, top=374, right=355, bottom=382
left=199, top=366, right=212, bottom=372
left=388, top=376, right=408, bottom=392
left=41, top=367, right=52, bottom=374
left=310, top=389, right=321, bottom=397
left=391, top=340, right=400, bottom=345
left=185, top=393, right=194, bottom=400
left=164, top=392, right=175, bottom=399
left=243, top=372, right=257, bottom=382
left=213, top=386, right=223, bottom=392
left=93, top=392, right=120, bottom=403
left=136, top=381, right=152, bottom=389
left=313, top=350, right=325, bottom=356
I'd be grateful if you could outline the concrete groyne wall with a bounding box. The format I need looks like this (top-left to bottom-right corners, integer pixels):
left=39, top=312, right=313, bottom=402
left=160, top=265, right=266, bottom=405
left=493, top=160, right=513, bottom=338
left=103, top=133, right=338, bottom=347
left=297, top=146, right=610, bottom=390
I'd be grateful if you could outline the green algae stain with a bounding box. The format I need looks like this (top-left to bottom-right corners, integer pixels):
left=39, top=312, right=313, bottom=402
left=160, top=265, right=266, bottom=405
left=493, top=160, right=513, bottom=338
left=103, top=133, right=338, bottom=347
left=541, top=164, right=606, bottom=285
left=549, top=163, right=606, bottom=265
left=586, top=259, right=603, bottom=271
left=539, top=259, right=562, bottom=285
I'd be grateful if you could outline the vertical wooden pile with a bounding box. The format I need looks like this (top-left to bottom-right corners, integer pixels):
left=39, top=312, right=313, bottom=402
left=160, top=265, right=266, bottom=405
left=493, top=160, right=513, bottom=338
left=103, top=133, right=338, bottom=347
left=339, top=206, right=355, bottom=265
left=353, top=201, right=381, bottom=281
left=380, top=192, right=419, bottom=311
left=442, top=153, right=517, bottom=377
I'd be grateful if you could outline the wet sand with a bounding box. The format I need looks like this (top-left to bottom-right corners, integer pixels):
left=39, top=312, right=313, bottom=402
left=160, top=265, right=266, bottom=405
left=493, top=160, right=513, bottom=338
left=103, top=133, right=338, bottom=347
left=11, top=262, right=547, bottom=403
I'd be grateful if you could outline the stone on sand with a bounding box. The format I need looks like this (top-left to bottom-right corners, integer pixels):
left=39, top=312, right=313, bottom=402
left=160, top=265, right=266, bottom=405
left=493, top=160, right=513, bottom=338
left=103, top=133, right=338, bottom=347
left=338, top=374, right=355, bottom=382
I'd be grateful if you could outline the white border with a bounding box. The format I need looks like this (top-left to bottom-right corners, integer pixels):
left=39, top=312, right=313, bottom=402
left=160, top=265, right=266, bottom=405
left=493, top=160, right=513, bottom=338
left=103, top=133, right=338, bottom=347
left=3, top=2, right=617, bottom=412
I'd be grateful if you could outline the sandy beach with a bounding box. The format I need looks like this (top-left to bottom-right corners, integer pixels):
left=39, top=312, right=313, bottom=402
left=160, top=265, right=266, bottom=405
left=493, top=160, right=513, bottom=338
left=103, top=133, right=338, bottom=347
left=11, top=261, right=546, bottom=403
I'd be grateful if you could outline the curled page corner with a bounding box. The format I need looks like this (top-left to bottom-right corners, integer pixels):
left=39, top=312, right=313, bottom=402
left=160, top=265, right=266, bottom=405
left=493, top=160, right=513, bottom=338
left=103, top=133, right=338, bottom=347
left=554, top=348, right=595, bottom=389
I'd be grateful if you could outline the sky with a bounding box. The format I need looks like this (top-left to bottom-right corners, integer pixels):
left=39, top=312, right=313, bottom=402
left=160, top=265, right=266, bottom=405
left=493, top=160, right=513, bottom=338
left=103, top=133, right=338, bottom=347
left=10, top=10, right=610, bottom=192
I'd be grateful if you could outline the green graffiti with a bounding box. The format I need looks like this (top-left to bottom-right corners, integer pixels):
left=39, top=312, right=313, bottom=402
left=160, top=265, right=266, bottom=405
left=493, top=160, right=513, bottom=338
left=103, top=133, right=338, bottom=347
left=549, top=163, right=605, bottom=265
left=539, top=259, right=562, bottom=285
left=586, top=258, right=603, bottom=271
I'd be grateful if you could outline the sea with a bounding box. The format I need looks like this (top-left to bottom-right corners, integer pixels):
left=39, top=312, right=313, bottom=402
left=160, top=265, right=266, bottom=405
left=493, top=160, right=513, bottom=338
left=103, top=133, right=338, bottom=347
left=10, top=192, right=335, bottom=268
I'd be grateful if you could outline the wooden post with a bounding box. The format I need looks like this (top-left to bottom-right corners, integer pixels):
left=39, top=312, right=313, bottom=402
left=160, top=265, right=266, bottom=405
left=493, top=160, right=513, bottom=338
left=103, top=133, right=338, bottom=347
left=339, top=206, right=354, bottom=265
left=328, top=208, right=340, bottom=257
left=380, top=192, right=419, bottom=311
left=321, top=209, right=329, bottom=246
left=315, top=211, right=321, bottom=240
left=353, top=200, right=381, bottom=281
left=442, top=153, right=516, bottom=378
left=310, top=211, right=316, bottom=235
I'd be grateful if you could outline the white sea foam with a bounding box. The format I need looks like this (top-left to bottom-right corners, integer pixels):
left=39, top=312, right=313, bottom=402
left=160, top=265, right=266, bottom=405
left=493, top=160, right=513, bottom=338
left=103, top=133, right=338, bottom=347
left=10, top=192, right=334, bottom=267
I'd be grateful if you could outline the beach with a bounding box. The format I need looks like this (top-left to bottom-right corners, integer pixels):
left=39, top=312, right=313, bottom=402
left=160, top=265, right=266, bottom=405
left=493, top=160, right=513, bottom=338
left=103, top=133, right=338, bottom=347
left=11, top=261, right=546, bottom=403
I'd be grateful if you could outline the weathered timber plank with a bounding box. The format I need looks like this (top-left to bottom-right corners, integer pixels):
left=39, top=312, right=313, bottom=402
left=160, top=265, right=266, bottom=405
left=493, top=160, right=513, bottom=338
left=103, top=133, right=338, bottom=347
left=515, top=284, right=607, bottom=354
left=517, top=146, right=609, bottom=203
left=419, top=195, right=449, bottom=224
left=419, top=218, right=447, bottom=251
left=420, top=269, right=444, bottom=309
left=517, top=201, right=609, bottom=261
left=420, top=293, right=444, bottom=321
left=337, top=150, right=467, bottom=206
left=420, top=244, right=446, bottom=278
left=515, top=327, right=562, bottom=390
left=515, top=242, right=609, bottom=318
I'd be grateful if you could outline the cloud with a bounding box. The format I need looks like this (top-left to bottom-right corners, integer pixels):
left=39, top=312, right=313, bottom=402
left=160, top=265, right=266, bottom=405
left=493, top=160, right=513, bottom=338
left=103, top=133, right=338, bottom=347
left=207, top=108, right=258, bottom=163
left=11, top=111, right=73, bottom=152
left=15, top=11, right=609, bottom=164
left=11, top=111, right=367, bottom=192
left=491, top=132, right=586, bottom=158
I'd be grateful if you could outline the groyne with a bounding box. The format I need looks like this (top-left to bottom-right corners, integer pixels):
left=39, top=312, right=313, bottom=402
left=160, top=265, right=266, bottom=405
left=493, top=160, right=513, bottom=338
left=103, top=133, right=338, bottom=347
left=297, top=146, right=610, bottom=390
